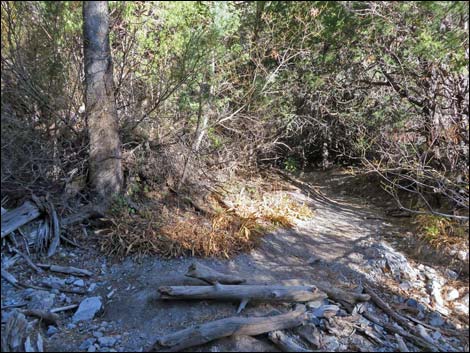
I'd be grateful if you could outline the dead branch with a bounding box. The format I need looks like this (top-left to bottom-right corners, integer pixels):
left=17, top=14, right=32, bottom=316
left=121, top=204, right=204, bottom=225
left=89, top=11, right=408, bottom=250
left=149, top=305, right=308, bottom=352
left=185, top=262, right=246, bottom=285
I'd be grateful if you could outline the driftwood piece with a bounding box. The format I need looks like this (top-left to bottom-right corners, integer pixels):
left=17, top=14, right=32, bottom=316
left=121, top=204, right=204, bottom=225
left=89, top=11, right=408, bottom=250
left=22, top=309, right=59, bottom=326
left=37, top=264, right=93, bottom=277
left=1, top=311, right=28, bottom=352
left=395, top=334, right=410, bottom=352
left=50, top=304, right=78, bottom=313
left=268, top=330, right=313, bottom=352
left=1, top=269, right=21, bottom=288
left=46, top=200, right=60, bottom=257
left=158, top=284, right=327, bottom=305
left=150, top=305, right=308, bottom=352
left=185, top=263, right=246, bottom=285
left=1, top=201, right=41, bottom=238
left=61, top=204, right=105, bottom=227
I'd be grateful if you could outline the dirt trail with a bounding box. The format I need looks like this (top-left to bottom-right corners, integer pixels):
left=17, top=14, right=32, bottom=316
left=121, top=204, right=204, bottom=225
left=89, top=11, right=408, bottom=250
left=4, top=170, right=468, bottom=352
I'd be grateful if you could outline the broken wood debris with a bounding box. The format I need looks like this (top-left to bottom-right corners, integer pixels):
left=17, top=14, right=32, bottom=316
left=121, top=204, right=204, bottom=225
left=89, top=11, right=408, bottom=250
left=150, top=305, right=308, bottom=352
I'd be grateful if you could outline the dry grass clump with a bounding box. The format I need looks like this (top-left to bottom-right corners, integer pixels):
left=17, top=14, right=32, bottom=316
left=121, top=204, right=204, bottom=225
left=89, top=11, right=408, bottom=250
left=99, top=176, right=314, bottom=259
left=99, top=207, right=264, bottom=259
left=414, top=214, right=469, bottom=250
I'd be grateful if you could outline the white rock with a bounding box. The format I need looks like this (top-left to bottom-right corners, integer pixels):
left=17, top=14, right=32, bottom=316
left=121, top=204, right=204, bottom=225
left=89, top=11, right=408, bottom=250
left=72, top=297, right=103, bottom=323
left=457, top=251, right=468, bottom=261
left=445, top=288, right=460, bottom=301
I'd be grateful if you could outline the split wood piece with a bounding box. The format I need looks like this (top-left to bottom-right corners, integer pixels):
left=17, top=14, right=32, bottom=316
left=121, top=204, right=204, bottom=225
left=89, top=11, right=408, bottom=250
left=1, top=311, right=28, bottom=352
left=1, top=269, right=21, bottom=288
left=1, top=201, right=41, bottom=238
left=268, top=330, right=313, bottom=352
left=185, top=262, right=246, bottom=285
left=246, top=279, right=369, bottom=307
left=158, top=284, right=327, bottom=313
left=395, top=334, right=410, bottom=352
left=21, top=309, right=59, bottom=326
left=362, top=309, right=440, bottom=352
left=37, top=264, right=93, bottom=277
left=149, top=305, right=308, bottom=352
left=50, top=304, right=78, bottom=313
left=315, top=281, right=370, bottom=305
left=61, top=204, right=105, bottom=227
left=46, top=200, right=61, bottom=257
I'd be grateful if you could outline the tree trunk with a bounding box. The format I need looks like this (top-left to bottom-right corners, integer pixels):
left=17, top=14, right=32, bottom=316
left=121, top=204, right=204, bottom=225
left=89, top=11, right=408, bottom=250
left=83, top=1, right=122, bottom=199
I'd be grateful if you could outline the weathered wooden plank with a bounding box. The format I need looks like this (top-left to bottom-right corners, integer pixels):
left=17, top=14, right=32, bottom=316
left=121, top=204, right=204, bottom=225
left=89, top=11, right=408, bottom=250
left=1, top=201, right=41, bottom=238
left=150, top=305, right=308, bottom=352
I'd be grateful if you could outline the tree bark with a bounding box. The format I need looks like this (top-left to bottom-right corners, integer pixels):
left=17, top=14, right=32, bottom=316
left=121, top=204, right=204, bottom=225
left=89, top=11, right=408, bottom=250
left=83, top=1, right=122, bottom=199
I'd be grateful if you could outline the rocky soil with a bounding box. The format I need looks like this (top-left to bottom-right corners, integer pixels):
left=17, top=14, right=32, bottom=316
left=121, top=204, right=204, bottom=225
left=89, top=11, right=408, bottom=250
left=1, top=169, right=468, bottom=352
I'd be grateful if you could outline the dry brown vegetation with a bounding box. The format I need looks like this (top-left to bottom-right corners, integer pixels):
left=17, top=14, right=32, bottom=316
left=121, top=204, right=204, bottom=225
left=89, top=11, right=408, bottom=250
left=99, top=174, right=313, bottom=259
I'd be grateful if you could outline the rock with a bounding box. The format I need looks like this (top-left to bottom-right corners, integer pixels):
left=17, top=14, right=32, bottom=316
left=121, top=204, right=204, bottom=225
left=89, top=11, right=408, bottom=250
left=445, top=288, right=460, bottom=302
left=42, top=276, right=66, bottom=289
left=94, top=331, right=104, bottom=338
left=323, top=336, right=340, bottom=351
left=67, top=323, right=77, bottom=330
left=73, top=297, right=103, bottom=323
left=98, top=336, right=117, bottom=347
left=399, top=282, right=412, bottom=291
left=445, top=269, right=459, bottom=280
left=453, top=294, right=469, bottom=315
left=88, top=283, right=97, bottom=293
left=26, top=290, right=55, bottom=311
left=47, top=326, right=59, bottom=336
left=79, top=338, right=97, bottom=350
left=406, top=298, right=418, bottom=308
left=87, top=344, right=97, bottom=352
left=73, top=279, right=85, bottom=287
left=432, top=331, right=442, bottom=341
left=429, top=313, right=445, bottom=327
left=65, top=277, right=76, bottom=285
left=457, top=250, right=468, bottom=261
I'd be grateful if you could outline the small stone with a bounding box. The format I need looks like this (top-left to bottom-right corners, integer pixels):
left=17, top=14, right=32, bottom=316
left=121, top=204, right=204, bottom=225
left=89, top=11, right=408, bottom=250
left=65, top=277, right=76, bottom=285
left=445, top=288, right=460, bottom=302
left=406, top=298, right=418, bottom=308
left=79, top=338, right=96, bottom=350
left=73, top=279, right=85, bottom=287
left=445, top=269, right=459, bottom=280
left=94, top=331, right=104, bottom=338
left=67, top=323, right=77, bottom=330
left=457, top=251, right=468, bottom=261
left=98, top=336, right=117, bottom=347
left=73, top=297, right=103, bottom=323
left=47, top=326, right=59, bottom=336
left=399, top=282, right=412, bottom=291
left=87, top=344, right=97, bottom=352
left=429, top=313, right=445, bottom=327
left=432, top=331, right=442, bottom=341
left=26, top=290, right=56, bottom=311
left=88, top=283, right=97, bottom=293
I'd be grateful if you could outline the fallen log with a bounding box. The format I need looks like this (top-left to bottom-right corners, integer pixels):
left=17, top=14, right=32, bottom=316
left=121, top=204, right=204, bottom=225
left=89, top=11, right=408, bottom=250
left=1, top=201, right=41, bottom=238
left=185, top=262, right=246, bottom=285
left=158, top=284, right=326, bottom=313
left=268, top=330, right=313, bottom=352
left=36, top=264, right=93, bottom=277
left=149, top=305, right=308, bottom=352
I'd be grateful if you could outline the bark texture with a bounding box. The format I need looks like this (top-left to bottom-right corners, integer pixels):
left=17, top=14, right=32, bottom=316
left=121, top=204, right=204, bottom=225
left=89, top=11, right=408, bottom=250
left=83, top=1, right=122, bottom=198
